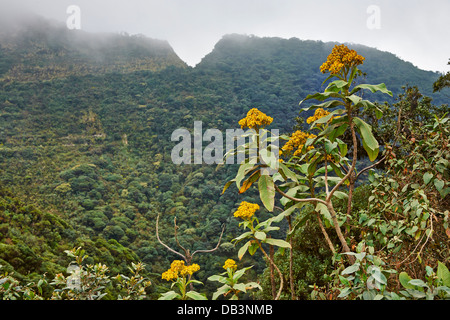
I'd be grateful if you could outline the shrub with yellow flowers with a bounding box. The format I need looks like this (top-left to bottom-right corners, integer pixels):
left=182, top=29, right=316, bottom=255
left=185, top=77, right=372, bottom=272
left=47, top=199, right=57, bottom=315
left=233, top=201, right=260, bottom=220
left=208, top=258, right=261, bottom=300
left=238, top=108, right=273, bottom=131
left=223, top=44, right=393, bottom=300
left=159, top=260, right=205, bottom=300
left=281, top=130, right=317, bottom=157
left=320, top=44, right=365, bottom=77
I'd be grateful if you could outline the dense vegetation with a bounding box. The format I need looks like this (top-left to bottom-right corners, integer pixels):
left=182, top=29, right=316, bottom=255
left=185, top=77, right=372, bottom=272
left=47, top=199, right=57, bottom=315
left=0, top=17, right=448, bottom=300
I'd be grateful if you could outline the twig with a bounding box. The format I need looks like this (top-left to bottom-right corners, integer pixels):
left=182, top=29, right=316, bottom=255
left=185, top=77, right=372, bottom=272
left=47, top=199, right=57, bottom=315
left=156, top=213, right=186, bottom=261
left=275, top=184, right=328, bottom=206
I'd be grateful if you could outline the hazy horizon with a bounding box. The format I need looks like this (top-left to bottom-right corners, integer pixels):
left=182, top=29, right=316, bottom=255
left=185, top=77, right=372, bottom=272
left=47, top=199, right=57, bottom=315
left=1, top=0, right=449, bottom=72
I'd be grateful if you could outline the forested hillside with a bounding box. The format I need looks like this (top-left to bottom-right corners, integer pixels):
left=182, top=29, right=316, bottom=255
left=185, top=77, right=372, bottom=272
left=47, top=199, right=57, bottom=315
left=0, top=17, right=448, bottom=300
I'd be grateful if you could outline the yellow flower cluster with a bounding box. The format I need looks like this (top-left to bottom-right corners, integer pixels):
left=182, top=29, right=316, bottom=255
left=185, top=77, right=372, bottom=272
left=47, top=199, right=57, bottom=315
left=223, top=259, right=237, bottom=271
left=306, top=108, right=331, bottom=124
left=238, top=108, right=273, bottom=130
left=161, top=260, right=200, bottom=281
left=320, top=44, right=365, bottom=75
left=281, top=130, right=317, bottom=157
left=233, top=201, right=260, bottom=220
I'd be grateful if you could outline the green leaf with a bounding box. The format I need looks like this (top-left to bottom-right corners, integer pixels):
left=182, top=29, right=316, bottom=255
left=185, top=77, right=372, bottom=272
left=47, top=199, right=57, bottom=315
left=408, top=279, right=428, bottom=288
left=158, top=291, right=181, bottom=300
left=233, top=283, right=248, bottom=293
left=434, top=178, right=444, bottom=192
left=350, top=83, right=393, bottom=96
left=239, top=170, right=260, bottom=194
left=238, top=241, right=251, bottom=260
left=207, top=275, right=228, bottom=283
left=423, top=172, right=433, bottom=185
left=278, top=162, right=299, bottom=183
left=222, top=178, right=236, bottom=194
left=324, top=140, right=338, bottom=154
left=337, top=287, right=352, bottom=298
left=342, top=263, right=360, bottom=275
left=353, top=117, right=379, bottom=161
left=329, top=123, right=348, bottom=142
left=333, top=191, right=348, bottom=200
left=325, top=79, right=348, bottom=92
left=254, top=231, right=266, bottom=241
left=300, top=92, right=344, bottom=107
left=233, top=266, right=253, bottom=282
left=235, top=163, right=257, bottom=189
left=399, top=272, right=415, bottom=289
left=185, top=291, right=208, bottom=300
left=233, top=231, right=252, bottom=242
left=212, top=284, right=231, bottom=300
left=437, top=261, right=450, bottom=287
left=258, top=174, right=275, bottom=212
left=264, top=238, right=291, bottom=248
left=407, top=289, right=426, bottom=299
left=315, top=202, right=332, bottom=225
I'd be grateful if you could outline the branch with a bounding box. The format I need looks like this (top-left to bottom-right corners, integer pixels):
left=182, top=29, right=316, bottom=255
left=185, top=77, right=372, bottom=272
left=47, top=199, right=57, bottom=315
left=156, top=213, right=186, bottom=261
left=173, top=217, right=189, bottom=256
left=326, top=116, right=357, bottom=202
left=356, top=154, right=386, bottom=179
left=324, top=155, right=330, bottom=197
left=191, top=223, right=226, bottom=257
left=275, top=184, right=328, bottom=206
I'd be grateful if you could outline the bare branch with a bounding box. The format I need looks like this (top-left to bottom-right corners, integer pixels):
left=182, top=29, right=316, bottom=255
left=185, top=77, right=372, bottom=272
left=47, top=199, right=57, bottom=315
left=156, top=213, right=186, bottom=261
left=192, top=223, right=226, bottom=257
left=275, top=184, right=328, bottom=206
left=173, top=217, right=189, bottom=256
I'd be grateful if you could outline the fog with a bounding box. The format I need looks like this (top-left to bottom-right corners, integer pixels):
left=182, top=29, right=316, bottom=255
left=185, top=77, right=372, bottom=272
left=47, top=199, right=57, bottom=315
left=0, top=0, right=449, bottom=72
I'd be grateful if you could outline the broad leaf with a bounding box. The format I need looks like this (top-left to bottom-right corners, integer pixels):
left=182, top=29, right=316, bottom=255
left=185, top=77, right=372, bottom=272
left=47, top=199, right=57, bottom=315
left=315, top=202, right=333, bottom=225
left=239, top=170, right=261, bottom=194
left=235, top=162, right=258, bottom=189
left=299, top=91, right=344, bottom=106
left=264, top=238, right=291, bottom=248
left=185, top=291, right=207, bottom=300
left=353, top=117, right=379, bottom=161
left=399, top=272, right=415, bottom=289
left=350, top=83, right=393, bottom=96
left=212, top=284, right=231, bottom=300
left=238, top=241, right=251, bottom=260
left=158, top=291, right=181, bottom=300
left=342, top=263, right=360, bottom=275
left=254, top=231, right=267, bottom=241
left=437, top=261, right=450, bottom=287
left=258, top=174, right=275, bottom=212
left=325, top=79, right=348, bottom=92
left=423, top=172, right=433, bottom=185
left=278, top=162, right=299, bottom=183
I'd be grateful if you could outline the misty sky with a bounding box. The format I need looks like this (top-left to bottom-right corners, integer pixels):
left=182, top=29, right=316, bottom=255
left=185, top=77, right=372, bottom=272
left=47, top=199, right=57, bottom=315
left=1, top=0, right=449, bottom=72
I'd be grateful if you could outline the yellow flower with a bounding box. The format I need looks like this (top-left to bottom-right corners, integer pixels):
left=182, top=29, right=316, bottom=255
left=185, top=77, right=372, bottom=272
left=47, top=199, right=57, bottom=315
left=320, top=44, right=365, bottom=75
left=162, top=260, right=201, bottom=281
left=233, top=201, right=260, bottom=220
left=238, top=108, right=273, bottom=130
left=170, top=260, right=186, bottom=272
left=188, top=264, right=200, bottom=275
left=324, top=154, right=334, bottom=163
left=281, top=130, right=317, bottom=157
left=223, top=259, right=237, bottom=271
left=306, top=108, right=331, bottom=124
left=161, top=268, right=178, bottom=281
